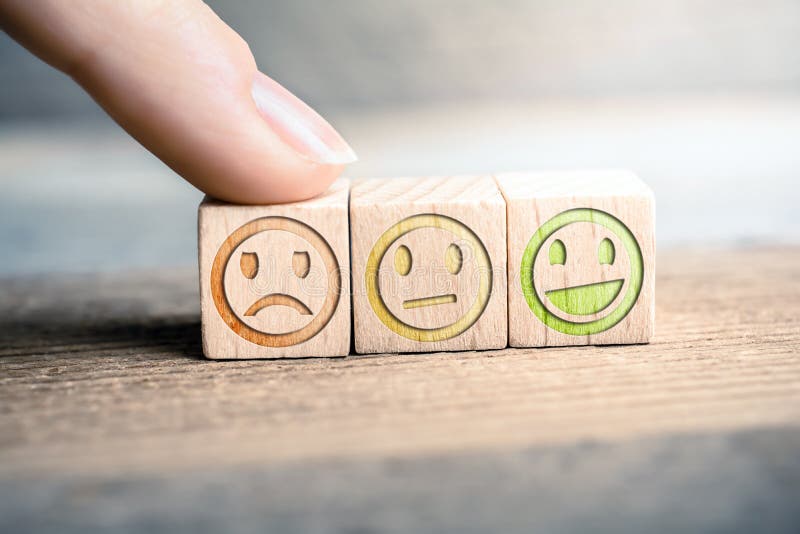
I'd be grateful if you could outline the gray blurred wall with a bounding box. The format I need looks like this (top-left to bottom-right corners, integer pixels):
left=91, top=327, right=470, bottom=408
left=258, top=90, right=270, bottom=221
left=2, top=0, right=800, bottom=119
left=2, top=1, right=800, bottom=274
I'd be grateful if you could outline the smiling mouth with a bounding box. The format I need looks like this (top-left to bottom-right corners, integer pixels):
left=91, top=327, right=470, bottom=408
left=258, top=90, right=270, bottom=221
left=545, top=279, right=624, bottom=316
left=244, top=294, right=313, bottom=316
left=403, top=294, right=457, bottom=310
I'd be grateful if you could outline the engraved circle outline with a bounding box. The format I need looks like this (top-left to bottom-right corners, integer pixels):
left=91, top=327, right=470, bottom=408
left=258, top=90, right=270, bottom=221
left=365, top=214, right=492, bottom=342
left=520, top=208, right=643, bottom=336
left=211, top=216, right=341, bottom=347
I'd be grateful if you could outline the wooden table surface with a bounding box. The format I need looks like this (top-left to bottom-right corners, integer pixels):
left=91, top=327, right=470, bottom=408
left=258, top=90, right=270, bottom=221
left=1, top=247, right=799, bottom=533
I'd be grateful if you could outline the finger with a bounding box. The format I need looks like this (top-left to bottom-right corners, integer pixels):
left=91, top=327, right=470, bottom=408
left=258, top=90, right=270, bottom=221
left=0, top=0, right=356, bottom=204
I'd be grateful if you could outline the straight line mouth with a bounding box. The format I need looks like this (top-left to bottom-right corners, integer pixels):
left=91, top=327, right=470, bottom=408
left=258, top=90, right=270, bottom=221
left=244, top=294, right=313, bottom=316
left=402, top=294, right=457, bottom=310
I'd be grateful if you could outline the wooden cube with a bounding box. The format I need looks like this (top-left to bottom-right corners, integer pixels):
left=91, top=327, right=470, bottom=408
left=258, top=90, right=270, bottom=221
left=496, top=170, right=655, bottom=347
left=350, top=176, right=507, bottom=354
left=198, top=179, right=350, bottom=359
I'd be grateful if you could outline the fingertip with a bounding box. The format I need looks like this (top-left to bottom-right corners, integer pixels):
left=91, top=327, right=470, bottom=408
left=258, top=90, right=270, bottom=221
left=251, top=72, right=357, bottom=167
left=1, top=0, right=358, bottom=205
left=204, top=162, right=346, bottom=205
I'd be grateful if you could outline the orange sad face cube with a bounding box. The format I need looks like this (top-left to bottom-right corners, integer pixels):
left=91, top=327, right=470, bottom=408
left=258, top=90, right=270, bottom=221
left=210, top=217, right=341, bottom=348
left=199, top=182, right=351, bottom=359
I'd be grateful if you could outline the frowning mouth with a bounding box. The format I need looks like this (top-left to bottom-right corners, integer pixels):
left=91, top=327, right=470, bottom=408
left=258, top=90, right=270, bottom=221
left=402, top=294, right=457, bottom=310
left=244, top=294, right=313, bottom=316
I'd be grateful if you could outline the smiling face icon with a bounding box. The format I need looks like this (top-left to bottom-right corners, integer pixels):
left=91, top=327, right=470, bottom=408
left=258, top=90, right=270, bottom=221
left=521, top=208, right=644, bottom=336
left=365, top=214, right=492, bottom=342
left=210, top=217, right=341, bottom=347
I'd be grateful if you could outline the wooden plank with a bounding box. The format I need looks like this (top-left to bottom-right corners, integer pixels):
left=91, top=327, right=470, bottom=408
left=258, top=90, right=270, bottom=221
left=1, top=248, right=799, bottom=479
left=2, top=426, right=799, bottom=534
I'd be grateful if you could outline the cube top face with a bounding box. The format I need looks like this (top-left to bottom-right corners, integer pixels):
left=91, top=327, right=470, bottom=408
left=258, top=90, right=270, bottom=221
left=350, top=175, right=506, bottom=207
left=497, top=170, right=655, bottom=347
left=198, top=179, right=350, bottom=359
left=350, top=176, right=508, bottom=354
left=496, top=169, right=654, bottom=199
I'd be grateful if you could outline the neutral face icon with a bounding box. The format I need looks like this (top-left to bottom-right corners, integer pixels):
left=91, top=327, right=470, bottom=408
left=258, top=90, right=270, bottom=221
left=365, top=214, right=492, bottom=342
left=211, top=217, right=340, bottom=347
left=520, top=208, right=643, bottom=335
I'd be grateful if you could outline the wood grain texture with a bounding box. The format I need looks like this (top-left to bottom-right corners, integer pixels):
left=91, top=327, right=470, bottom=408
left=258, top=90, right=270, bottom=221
left=3, top=427, right=799, bottom=534
left=350, top=176, right=508, bottom=353
left=198, top=179, right=350, bottom=358
left=497, top=170, right=655, bottom=347
left=0, top=248, right=799, bottom=481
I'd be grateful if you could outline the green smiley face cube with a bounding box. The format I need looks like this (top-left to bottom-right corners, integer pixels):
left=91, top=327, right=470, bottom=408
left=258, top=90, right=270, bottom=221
left=497, top=170, right=655, bottom=347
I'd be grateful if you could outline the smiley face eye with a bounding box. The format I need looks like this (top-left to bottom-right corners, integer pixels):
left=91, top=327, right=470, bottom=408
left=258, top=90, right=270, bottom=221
left=293, top=251, right=310, bottom=278
left=394, top=245, right=412, bottom=276
left=549, top=239, right=566, bottom=265
left=240, top=252, right=258, bottom=279
left=445, top=243, right=463, bottom=275
left=598, top=238, right=615, bottom=265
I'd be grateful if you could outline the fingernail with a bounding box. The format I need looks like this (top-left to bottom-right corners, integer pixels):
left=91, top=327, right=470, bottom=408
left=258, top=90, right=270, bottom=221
left=251, top=72, right=357, bottom=165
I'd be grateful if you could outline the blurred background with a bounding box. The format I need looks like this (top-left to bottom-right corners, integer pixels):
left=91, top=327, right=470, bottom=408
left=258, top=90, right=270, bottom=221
left=1, top=0, right=799, bottom=274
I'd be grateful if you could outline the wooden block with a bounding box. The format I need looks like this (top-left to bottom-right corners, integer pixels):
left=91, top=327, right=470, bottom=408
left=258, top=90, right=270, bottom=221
left=198, top=179, right=350, bottom=359
left=350, top=176, right=507, bottom=354
left=496, top=170, right=655, bottom=347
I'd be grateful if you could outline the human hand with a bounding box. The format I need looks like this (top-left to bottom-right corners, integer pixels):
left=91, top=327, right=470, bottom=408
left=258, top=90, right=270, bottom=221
left=0, top=0, right=356, bottom=204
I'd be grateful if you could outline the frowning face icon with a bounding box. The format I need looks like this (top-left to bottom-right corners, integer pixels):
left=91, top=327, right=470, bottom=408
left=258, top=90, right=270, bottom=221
left=211, top=217, right=341, bottom=347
